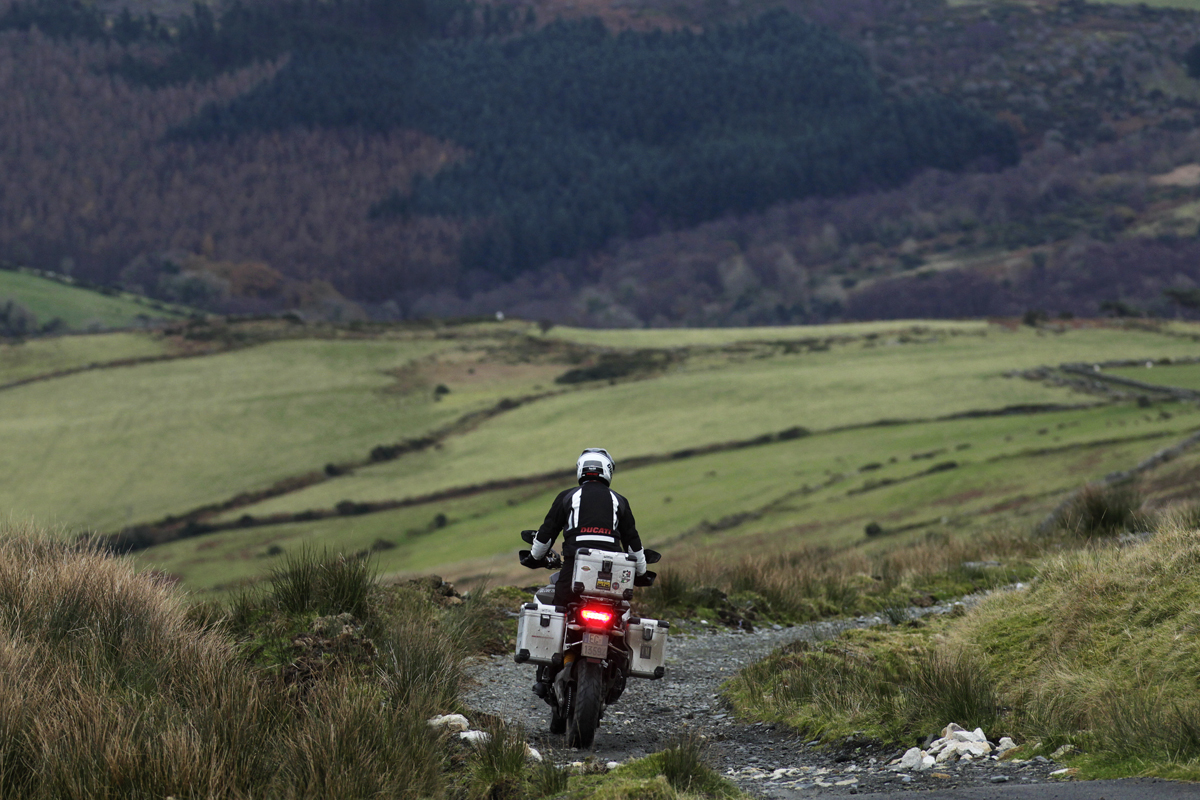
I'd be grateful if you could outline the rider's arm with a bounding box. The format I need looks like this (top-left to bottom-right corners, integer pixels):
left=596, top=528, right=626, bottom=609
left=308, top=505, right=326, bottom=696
left=531, top=490, right=570, bottom=559
left=616, top=495, right=647, bottom=575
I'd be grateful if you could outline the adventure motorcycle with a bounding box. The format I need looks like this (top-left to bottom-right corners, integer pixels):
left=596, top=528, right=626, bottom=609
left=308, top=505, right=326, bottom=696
left=514, top=530, right=668, bottom=748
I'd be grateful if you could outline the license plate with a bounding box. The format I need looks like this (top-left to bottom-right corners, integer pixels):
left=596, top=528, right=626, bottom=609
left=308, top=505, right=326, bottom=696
left=581, top=632, right=608, bottom=658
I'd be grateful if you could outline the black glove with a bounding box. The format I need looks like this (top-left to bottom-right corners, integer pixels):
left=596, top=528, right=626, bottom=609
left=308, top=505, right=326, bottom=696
left=634, top=570, right=657, bottom=587
left=519, top=550, right=546, bottom=569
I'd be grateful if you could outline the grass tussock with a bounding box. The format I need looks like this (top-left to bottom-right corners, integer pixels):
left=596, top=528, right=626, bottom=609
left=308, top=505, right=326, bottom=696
left=729, top=519, right=1200, bottom=779
left=0, top=522, right=508, bottom=799
left=529, top=754, right=571, bottom=798
left=1052, top=483, right=1149, bottom=538
left=269, top=545, right=377, bottom=618
left=655, top=733, right=736, bottom=797
left=565, top=737, right=744, bottom=800
left=638, top=531, right=1041, bottom=624
left=467, top=721, right=530, bottom=800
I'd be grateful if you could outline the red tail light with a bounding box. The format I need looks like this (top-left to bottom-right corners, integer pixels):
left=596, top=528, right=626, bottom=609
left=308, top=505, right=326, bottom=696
left=579, top=606, right=614, bottom=627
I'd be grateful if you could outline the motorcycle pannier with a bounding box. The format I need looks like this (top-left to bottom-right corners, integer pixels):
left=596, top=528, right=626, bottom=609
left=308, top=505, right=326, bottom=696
left=514, top=603, right=566, bottom=665
left=572, top=549, right=637, bottom=600
left=625, top=616, right=668, bottom=679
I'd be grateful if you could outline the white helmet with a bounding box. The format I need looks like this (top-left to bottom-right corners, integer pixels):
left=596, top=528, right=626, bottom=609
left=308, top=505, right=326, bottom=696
left=576, top=448, right=615, bottom=485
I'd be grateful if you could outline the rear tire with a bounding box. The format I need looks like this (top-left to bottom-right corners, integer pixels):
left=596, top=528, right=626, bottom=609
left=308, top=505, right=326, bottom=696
left=567, top=662, right=603, bottom=749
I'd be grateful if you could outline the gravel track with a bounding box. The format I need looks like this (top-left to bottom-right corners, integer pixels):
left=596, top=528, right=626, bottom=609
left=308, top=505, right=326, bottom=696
left=463, top=604, right=1083, bottom=797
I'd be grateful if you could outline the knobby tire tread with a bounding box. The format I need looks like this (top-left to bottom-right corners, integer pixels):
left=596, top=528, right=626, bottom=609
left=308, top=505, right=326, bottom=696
left=568, top=662, right=602, bottom=749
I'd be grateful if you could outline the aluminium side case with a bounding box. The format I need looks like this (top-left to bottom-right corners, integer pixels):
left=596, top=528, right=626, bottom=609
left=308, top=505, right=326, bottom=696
left=572, top=548, right=637, bottom=600
left=514, top=603, right=566, bottom=665
left=625, top=616, right=668, bottom=679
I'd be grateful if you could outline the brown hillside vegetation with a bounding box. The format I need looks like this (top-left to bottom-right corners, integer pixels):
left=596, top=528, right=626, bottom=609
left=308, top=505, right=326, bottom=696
left=3, top=0, right=1200, bottom=324
left=0, top=29, right=464, bottom=306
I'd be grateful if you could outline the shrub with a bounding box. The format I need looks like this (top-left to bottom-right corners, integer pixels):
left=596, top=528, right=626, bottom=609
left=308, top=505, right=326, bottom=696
left=467, top=721, right=529, bottom=800
left=657, top=733, right=710, bottom=793
left=268, top=546, right=377, bottom=618
left=530, top=753, right=570, bottom=797
left=641, top=732, right=740, bottom=798
left=905, top=649, right=999, bottom=735
left=1186, top=42, right=1200, bottom=79
left=1054, top=483, right=1147, bottom=538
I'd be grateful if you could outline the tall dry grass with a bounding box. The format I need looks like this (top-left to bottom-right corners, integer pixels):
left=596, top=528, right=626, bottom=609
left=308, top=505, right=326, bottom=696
left=0, top=523, right=462, bottom=799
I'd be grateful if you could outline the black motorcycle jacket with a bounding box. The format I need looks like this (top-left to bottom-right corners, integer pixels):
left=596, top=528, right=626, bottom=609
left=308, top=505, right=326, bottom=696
left=530, top=480, right=647, bottom=574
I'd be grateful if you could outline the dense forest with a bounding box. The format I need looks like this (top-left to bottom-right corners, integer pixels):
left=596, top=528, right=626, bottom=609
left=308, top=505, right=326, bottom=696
left=179, top=13, right=1018, bottom=275
left=1, top=0, right=1199, bottom=325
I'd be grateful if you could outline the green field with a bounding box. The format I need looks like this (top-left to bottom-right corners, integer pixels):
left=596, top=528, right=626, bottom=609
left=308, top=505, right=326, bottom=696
left=222, top=324, right=1200, bottom=518
left=0, top=332, right=173, bottom=385
left=1109, top=362, right=1200, bottom=391
left=546, top=320, right=988, bottom=348
left=0, top=269, right=186, bottom=331
left=0, top=336, right=465, bottom=529
left=1, top=317, right=1199, bottom=593
left=137, top=401, right=1200, bottom=590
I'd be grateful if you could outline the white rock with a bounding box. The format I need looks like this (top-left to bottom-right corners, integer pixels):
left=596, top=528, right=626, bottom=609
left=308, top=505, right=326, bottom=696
left=458, top=730, right=491, bottom=744
left=606, top=761, right=620, bottom=771
left=921, top=755, right=936, bottom=770
left=996, top=737, right=1018, bottom=756
left=528, top=747, right=543, bottom=762
left=934, top=739, right=992, bottom=763
left=941, top=722, right=967, bottom=738
left=896, top=748, right=926, bottom=771
left=1051, top=744, right=1076, bottom=759
left=1050, top=768, right=1071, bottom=777
left=428, top=714, right=470, bottom=733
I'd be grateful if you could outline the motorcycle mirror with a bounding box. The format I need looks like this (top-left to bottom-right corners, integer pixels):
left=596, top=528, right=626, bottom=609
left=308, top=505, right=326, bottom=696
left=643, top=549, right=661, bottom=564
left=520, top=529, right=536, bottom=544
left=634, top=570, right=657, bottom=587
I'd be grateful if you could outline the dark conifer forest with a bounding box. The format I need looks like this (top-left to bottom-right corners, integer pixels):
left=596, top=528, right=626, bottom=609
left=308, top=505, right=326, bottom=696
left=177, top=12, right=1017, bottom=275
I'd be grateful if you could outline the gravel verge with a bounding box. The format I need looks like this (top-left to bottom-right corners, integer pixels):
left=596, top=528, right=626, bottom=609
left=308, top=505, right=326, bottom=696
left=463, top=599, right=1069, bottom=797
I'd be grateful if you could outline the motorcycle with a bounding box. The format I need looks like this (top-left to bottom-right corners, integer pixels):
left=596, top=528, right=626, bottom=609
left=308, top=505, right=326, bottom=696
left=514, top=530, right=668, bottom=748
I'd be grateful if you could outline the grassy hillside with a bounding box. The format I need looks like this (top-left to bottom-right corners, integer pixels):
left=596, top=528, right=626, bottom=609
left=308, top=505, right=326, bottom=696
left=1, top=316, right=1199, bottom=595
left=215, top=324, right=1191, bottom=515
left=0, top=334, right=479, bottom=529
left=0, top=331, right=174, bottom=385
left=138, top=400, right=1200, bottom=591
left=0, top=267, right=185, bottom=331
left=0, top=523, right=578, bottom=800
left=725, top=515, right=1200, bottom=780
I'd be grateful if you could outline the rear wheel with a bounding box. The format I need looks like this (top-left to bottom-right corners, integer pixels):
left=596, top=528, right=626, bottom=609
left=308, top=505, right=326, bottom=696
left=567, top=662, right=603, bottom=748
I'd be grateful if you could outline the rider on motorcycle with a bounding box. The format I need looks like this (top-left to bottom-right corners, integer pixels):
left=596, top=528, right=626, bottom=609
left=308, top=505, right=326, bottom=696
left=527, top=448, right=649, bottom=608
